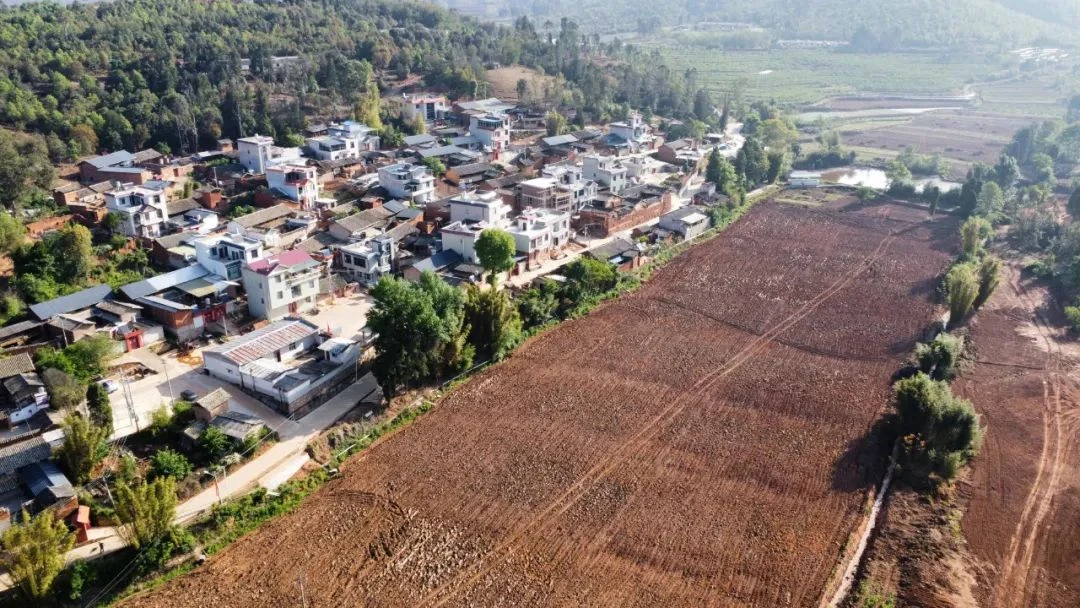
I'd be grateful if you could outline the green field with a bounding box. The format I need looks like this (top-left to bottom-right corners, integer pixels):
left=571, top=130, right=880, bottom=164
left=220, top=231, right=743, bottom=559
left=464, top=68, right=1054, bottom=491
left=648, top=46, right=1009, bottom=105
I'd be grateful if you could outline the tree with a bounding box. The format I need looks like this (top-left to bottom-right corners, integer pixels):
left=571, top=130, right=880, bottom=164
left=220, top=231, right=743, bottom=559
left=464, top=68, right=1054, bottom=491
left=765, top=152, right=787, bottom=184
left=115, top=476, right=177, bottom=549
left=368, top=273, right=473, bottom=396
left=974, top=255, right=1001, bottom=309
left=0, top=212, right=25, bottom=254
left=855, top=186, right=876, bottom=202
left=926, top=186, right=941, bottom=217
left=53, top=224, right=94, bottom=282
left=545, top=111, right=568, bottom=136
left=57, top=414, right=109, bottom=483
left=42, top=368, right=84, bottom=411
left=946, top=262, right=980, bottom=329
left=102, top=212, right=122, bottom=233
left=150, top=448, right=192, bottom=481
left=0, top=509, right=75, bottom=600
left=893, top=373, right=981, bottom=483
left=885, top=158, right=912, bottom=183
left=563, top=257, right=617, bottom=302
left=692, top=88, right=713, bottom=120
left=421, top=156, right=446, bottom=177
left=85, top=381, right=113, bottom=433
left=974, top=181, right=1004, bottom=221
left=1070, top=187, right=1080, bottom=218
left=463, top=284, right=523, bottom=360
left=1032, top=152, right=1056, bottom=187
left=914, top=333, right=964, bottom=381
left=474, top=229, right=516, bottom=283
left=199, top=425, right=231, bottom=461
left=516, top=78, right=529, bottom=103
left=960, top=216, right=992, bottom=259
left=993, top=153, right=1020, bottom=189
left=408, top=115, right=427, bottom=136
left=759, top=118, right=797, bottom=154
left=516, top=279, right=562, bottom=329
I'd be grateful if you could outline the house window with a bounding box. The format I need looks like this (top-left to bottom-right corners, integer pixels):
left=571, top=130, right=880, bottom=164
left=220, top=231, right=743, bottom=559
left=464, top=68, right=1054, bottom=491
left=276, top=291, right=283, bottom=300
left=308, top=280, right=315, bottom=288
left=291, top=286, right=301, bottom=297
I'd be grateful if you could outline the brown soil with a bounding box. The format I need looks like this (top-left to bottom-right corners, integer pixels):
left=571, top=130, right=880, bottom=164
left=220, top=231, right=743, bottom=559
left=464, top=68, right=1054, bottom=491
left=485, top=65, right=553, bottom=102
left=950, top=266, right=1080, bottom=608
left=845, top=111, right=1032, bottom=167
left=120, top=199, right=958, bottom=608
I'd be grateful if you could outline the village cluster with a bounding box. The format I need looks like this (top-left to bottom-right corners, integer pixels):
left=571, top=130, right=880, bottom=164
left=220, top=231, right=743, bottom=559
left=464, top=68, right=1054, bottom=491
left=0, top=91, right=742, bottom=543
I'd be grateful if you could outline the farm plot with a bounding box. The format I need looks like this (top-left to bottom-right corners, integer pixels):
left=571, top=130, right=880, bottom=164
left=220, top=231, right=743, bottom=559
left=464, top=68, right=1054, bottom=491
left=121, top=200, right=958, bottom=608
left=844, top=119, right=1010, bottom=166
left=952, top=267, right=1080, bottom=608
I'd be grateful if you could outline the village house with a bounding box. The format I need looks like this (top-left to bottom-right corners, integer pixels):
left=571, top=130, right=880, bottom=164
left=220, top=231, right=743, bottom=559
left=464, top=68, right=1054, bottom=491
left=0, top=355, right=48, bottom=427
left=337, top=235, right=396, bottom=287
left=201, top=318, right=361, bottom=416
left=194, top=229, right=267, bottom=281
left=121, top=264, right=235, bottom=342
left=658, top=206, right=711, bottom=240
left=241, top=250, right=322, bottom=321
left=587, top=237, right=646, bottom=271
left=517, top=164, right=596, bottom=213
left=582, top=154, right=629, bottom=194
left=105, top=182, right=170, bottom=238
left=266, top=164, right=320, bottom=207
left=789, top=170, right=822, bottom=188
left=236, top=135, right=303, bottom=174
left=445, top=162, right=498, bottom=187
left=228, top=204, right=315, bottom=249
left=467, top=113, right=511, bottom=160
left=576, top=184, right=673, bottom=237
left=305, top=121, right=379, bottom=161
left=400, top=93, right=451, bottom=125
left=508, top=207, right=571, bottom=269
left=77, top=150, right=151, bottom=184
left=326, top=207, right=395, bottom=243
left=378, top=162, right=436, bottom=203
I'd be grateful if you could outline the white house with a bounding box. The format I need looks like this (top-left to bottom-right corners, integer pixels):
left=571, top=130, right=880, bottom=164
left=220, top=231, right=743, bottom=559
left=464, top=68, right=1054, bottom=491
left=658, top=206, right=711, bottom=240
left=440, top=221, right=488, bottom=265
left=241, top=249, right=322, bottom=321
left=582, top=154, right=628, bottom=194
left=266, top=164, right=320, bottom=207
left=609, top=111, right=653, bottom=150
left=194, top=229, right=266, bottom=281
left=306, top=121, right=379, bottom=161
left=467, top=113, right=511, bottom=160
left=338, top=235, right=395, bottom=287
left=378, top=162, right=436, bottom=203
left=507, top=207, right=571, bottom=268
left=237, top=135, right=303, bottom=174
left=105, top=182, right=170, bottom=238
left=401, top=93, right=450, bottom=124
left=789, top=170, right=822, bottom=188
left=448, top=190, right=511, bottom=226
left=201, top=318, right=362, bottom=415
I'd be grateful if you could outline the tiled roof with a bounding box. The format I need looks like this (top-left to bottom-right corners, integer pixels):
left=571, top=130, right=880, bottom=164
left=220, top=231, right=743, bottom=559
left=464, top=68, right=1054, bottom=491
left=246, top=249, right=318, bottom=275
left=28, top=284, right=114, bottom=321
left=0, top=321, right=42, bottom=342
left=196, top=387, right=231, bottom=412
left=202, top=318, right=319, bottom=367
left=230, top=204, right=294, bottom=229
left=0, top=354, right=35, bottom=380
left=332, top=207, right=394, bottom=234
left=0, top=436, right=52, bottom=477
left=166, top=197, right=201, bottom=217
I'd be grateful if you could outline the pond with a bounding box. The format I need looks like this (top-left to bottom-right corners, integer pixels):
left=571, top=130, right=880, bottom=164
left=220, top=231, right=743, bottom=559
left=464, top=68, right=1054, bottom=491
left=822, top=167, right=961, bottom=192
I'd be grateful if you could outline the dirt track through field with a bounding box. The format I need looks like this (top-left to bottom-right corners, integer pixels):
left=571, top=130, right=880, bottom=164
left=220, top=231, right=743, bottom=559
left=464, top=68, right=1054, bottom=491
left=121, top=200, right=958, bottom=608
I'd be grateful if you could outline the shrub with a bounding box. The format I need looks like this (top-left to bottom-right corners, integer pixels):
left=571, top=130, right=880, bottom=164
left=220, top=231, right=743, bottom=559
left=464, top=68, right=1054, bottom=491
left=894, top=373, right=982, bottom=484
left=914, top=333, right=964, bottom=381
left=1065, top=306, right=1080, bottom=332
left=945, top=263, right=980, bottom=329
left=199, top=425, right=232, bottom=461
left=150, top=448, right=192, bottom=481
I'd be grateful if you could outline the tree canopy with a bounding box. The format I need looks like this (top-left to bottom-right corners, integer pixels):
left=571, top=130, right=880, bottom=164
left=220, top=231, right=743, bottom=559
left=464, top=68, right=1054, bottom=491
left=0, top=509, right=75, bottom=600
left=475, top=229, right=517, bottom=281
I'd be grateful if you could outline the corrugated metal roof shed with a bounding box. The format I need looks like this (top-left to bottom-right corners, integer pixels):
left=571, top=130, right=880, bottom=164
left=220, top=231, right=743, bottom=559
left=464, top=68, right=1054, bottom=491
left=28, top=284, right=114, bottom=321
left=120, top=264, right=210, bottom=300
left=203, top=318, right=319, bottom=367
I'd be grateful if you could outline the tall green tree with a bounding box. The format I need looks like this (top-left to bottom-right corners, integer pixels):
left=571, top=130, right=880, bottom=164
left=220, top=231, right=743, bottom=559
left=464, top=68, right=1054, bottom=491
left=946, top=262, right=980, bottom=329
left=115, top=477, right=177, bottom=549
left=58, top=414, right=109, bottom=483
left=463, top=284, right=523, bottom=360
left=974, top=255, right=1001, bottom=309
left=959, top=216, right=992, bottom=259
left=42, top=368, right=84, bottom=411
left=475, top=229, right=517, bottom=283
left=974, top=181, right=1005, bottom=221
left=0, top=212, right=25, bottom=254
left=1, top=509, right=75, bottom=600
left=993, top=153, right=1020, bottom=189
left=894, top=372, right=981, bottom=482
left=1069, top=186, right=1080, bottom=217
left=85, top=381, right=114, bottom=433
left=53, top=224, right=94, bottom=283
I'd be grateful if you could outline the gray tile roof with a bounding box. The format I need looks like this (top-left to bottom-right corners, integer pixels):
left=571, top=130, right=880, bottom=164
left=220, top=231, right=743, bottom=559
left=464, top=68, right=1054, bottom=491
left=0, top=436, right=52, bottom=477
left=0, top=354, right=35, bottom=380
left=28, top=284, right=114, bottom=321
left=202, top=318, right=319, bottom=367
left=81, top=150, right=133, bottom=169
left=230, top=203, right=294, bottom=229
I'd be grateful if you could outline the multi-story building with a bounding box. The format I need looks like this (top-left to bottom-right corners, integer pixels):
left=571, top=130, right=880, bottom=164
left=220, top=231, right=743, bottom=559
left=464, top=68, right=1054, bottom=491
left=306, top=121, right=380, bottom=161
left=467, top=113, right=511, bottom=160
left=609, top=111, right=653, bottom=151
left=378, top=162, right=436, bottom=203
left=517, top=164, right=596, bottom=213
left=266, top=164, right=319, bottom=207
left=104, top=182, right=170, bottom=238
left=241, top=250, right=322, bottom=321
left=338, top=235, right=395, bottom=287
left=440, top=220, right=488, bottom=265
left=582, top=154, right=628, bottom=194
left=448, top=190, right=511, bottom=225
left=194, top=230, right=266, bottom=281
left=401, top=93, right=451, bottom=124
left=507, top=207, right=571, bottom=268
left=237, top=135, right=303, bottom=174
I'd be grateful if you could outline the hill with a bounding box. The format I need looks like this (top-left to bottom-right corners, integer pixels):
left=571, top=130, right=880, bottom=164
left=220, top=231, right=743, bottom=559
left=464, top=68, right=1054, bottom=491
left=487, top=0, right=1075, bottom=47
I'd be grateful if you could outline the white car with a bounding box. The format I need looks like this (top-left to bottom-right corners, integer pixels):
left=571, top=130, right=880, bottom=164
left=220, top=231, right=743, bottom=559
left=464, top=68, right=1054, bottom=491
left=98, top=379, right=120, bottom=394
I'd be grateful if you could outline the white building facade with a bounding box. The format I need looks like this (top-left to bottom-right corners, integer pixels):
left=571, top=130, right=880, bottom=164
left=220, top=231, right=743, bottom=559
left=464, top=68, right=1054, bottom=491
left=266, top=164, right=320, bottom=207
left=237, top=135, right=303, bottom=174
left=241, top=250, right=322, bottom=321
left=582, top=154, right=629, bottom=194
left=378, top=162, right=436, bottom=203
left=105, top=183, right=170, bottom=238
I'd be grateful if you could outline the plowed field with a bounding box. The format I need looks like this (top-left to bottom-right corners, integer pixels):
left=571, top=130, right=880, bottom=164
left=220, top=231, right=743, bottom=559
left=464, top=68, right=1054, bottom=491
left=954, top=266, right=1080, bottom=608
left=122, top=200, right=958, bottom=608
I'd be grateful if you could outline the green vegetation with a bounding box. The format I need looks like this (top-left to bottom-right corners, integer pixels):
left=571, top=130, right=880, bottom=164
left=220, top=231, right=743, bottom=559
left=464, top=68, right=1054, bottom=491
left=34, top=334, right=117, bottom=384
left=0, top=509, right=75, bottom=601
left=914, top=333, right=964, bottom=381
left=41, top=368, right=85, bottom=412
left=150, top=449, right=193, bottom=481
left=86, top=381, right=114, bottom=434
left=463, top=285, right=523, bottom=361
left=57, top=414, right=109, bottom=484
left=198, top=426, right=232, bottom=462
left=115, top=477, right=178, bottom=549
left=894, top=372, right=982, bottom=484
left=475, top=229, right=517, bottom=283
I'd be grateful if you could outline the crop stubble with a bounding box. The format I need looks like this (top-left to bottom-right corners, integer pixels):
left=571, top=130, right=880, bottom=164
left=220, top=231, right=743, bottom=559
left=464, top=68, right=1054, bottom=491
left=121, top=200, right=958, bottom=608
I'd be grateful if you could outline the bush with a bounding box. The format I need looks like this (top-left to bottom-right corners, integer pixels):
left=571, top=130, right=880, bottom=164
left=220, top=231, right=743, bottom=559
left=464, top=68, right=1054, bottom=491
left=150, top=448, right=192, bottom=481
left=945, top=263, right=979, bottom=329
left=1065, top=305, right=1080, bottom=332
left=894, top=373, right=982, bottom=484
left=914, top=333, right=964, bottom=381
left=199, top=425, right=232, bottom=461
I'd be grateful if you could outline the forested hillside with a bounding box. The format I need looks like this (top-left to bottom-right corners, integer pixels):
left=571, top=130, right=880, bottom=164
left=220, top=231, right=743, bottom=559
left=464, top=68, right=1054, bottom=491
left=501, top=0, right=1073, bottom=45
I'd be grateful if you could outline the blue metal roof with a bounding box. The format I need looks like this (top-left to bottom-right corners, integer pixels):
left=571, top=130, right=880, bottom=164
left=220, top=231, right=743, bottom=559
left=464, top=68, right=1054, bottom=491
left=28, top=284, right=114, bottom=321
left=17, top=461, right=73, bottom=499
